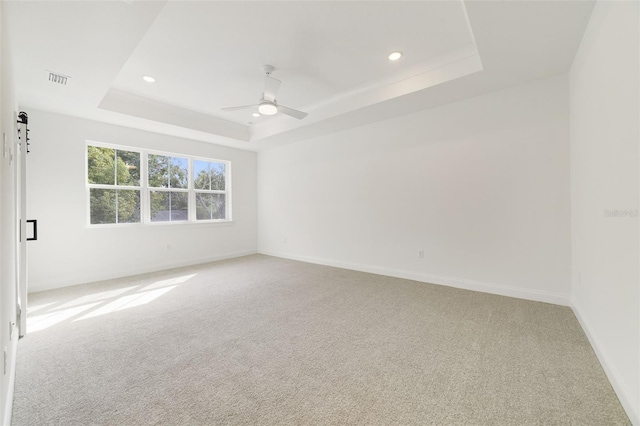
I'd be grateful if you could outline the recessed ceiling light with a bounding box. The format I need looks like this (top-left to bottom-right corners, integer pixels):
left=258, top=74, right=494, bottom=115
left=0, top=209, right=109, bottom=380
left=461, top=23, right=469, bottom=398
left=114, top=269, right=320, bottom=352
left=252, top=112, right=260, bottom=117
left=142, top=75, right=156, bottom=83
left=388, top=51, right=403, bottom=61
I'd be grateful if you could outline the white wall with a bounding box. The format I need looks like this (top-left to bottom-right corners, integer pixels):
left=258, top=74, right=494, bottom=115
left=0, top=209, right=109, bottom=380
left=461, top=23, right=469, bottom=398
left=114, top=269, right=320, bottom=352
left=0, top=1, right=19, bottom=423
left=26, top=109, right=257, bottom=292
left=569, top=1, right=639, bottom=423
left=258, top=73, right=571, bottom=305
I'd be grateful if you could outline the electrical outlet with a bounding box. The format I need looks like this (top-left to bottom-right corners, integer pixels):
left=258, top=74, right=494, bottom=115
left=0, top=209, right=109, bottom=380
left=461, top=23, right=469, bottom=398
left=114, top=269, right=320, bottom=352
left=417, top=250, right=424, bottom=259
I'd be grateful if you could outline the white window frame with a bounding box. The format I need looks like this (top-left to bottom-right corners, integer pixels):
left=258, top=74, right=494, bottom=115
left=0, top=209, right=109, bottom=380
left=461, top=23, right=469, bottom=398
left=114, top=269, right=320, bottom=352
left=86, top=141, right=143, bottom=226
left=192, top=156, right=229, bottom=222
left=146, top=151, right=191, bottom=224
left=86, top=141, right=232, bottom=226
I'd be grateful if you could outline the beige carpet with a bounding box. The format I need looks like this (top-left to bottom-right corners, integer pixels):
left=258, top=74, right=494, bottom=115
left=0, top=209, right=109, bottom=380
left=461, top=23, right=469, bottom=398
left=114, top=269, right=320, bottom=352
left=12, top=255, right=629, bottom=425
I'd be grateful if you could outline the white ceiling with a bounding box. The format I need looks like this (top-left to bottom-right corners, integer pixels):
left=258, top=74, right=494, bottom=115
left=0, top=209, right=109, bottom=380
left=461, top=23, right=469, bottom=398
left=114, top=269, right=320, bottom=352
left=112, top=1, right=474, bottom=123
left=5, top=0, right=595, bottom=151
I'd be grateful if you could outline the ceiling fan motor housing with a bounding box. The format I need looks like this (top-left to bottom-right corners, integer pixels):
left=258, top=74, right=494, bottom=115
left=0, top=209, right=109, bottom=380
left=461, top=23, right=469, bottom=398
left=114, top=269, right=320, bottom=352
left=263, top=64, right=275, bottom=75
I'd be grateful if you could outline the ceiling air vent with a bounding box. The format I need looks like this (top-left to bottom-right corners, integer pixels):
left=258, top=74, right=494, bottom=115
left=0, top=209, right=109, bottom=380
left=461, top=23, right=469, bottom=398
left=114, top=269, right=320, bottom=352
left=46, top=71, right=70, bottom=86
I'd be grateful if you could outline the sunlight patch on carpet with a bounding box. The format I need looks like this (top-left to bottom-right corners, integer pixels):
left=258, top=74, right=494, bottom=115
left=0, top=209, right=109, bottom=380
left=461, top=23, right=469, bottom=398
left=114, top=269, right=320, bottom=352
left=75, top=286, right=177, bottom=321
left=28, top=303, right=102, bottom=332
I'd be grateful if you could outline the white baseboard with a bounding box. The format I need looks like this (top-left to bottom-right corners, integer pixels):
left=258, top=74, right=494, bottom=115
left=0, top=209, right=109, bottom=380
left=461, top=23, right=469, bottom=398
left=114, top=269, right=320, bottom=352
left=572, top=300, right=639, bottom=425
left=28, top=250, right=257, bottom=293
left=259, top=250, right=571, bottom=306
left=2, top=335, right=18, bottom=426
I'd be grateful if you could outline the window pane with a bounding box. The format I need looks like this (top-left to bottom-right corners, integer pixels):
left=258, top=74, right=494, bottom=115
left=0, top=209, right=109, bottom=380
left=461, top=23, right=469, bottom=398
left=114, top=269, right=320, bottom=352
left=117, top=190, right=140, bottom=223
left=193, top=160, right=210, bottom=190
left=90, top=189, right=140, bottom=224
left=193, top=160, right=225, bottom=191
left=90, top=188, right=116, bottom=224
left=87, top=146, right=115, bottom=185
left=116, top=150, right=140, bottom=186
left=211, top=163, right=225, bottom=190
left=170, top=157, right=188, bottom=189
left=195, top=193, right=225, bottom=220
left=150, top=191, right=189, bottom=222
left=149, top=155, right=188, bottom=189
left=148, top=154, right=169, bottom=188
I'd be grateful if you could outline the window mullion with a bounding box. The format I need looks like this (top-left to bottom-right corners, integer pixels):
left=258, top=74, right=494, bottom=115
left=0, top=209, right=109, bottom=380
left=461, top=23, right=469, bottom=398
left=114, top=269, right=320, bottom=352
left=151, top=188, right=188, bottom=192
left=227, top=161, right=231, bottom=221
left=142, top=151, right=148, bottom=224
left=88, top=184, right=140, bottom=190
left=189, top=157, right=195, bottom=222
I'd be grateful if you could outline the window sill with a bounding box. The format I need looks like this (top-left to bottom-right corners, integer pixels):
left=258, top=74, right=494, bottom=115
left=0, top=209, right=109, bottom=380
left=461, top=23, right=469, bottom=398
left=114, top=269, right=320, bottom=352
left=86, top=220, right=234, bottom=229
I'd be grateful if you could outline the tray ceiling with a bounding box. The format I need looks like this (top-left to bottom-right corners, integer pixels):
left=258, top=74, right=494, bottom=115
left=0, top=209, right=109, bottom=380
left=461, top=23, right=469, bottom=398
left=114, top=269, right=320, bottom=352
left=5, top=1, right=595, bottom=151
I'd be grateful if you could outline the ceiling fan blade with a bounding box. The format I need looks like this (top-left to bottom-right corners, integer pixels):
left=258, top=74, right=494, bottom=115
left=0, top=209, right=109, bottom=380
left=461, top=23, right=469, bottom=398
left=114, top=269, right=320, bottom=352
left=277, top=105, right=308, bottom=120
left=221, top=104, right=257, bottom=112
left=263, top=76, right=281, bottom=102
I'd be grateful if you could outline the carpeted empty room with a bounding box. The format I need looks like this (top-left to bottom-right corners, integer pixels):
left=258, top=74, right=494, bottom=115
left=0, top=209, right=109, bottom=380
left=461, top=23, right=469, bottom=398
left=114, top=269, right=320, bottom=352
left=2, top=0, right=638, bottom=424
left=12, top=256, right=629, bottom=425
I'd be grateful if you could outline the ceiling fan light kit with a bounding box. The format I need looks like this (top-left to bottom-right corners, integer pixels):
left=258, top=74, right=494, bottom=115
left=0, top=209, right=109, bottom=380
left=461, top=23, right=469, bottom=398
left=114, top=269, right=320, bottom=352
left=258, top=100, right=278, bottom=115
left=388, top=51, right=403, bottom=61
left=221, top=65, right=308, bottom=120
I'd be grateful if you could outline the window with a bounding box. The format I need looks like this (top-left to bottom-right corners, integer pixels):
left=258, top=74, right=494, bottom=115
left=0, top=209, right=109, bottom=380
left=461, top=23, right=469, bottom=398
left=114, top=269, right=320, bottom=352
left=87, top=146, right=141, bottom=224
left=194, top=160, right=227, bottom=220
left=86, top=143, right=231, bottom=225
left=148, top=154, right=189, bottom=222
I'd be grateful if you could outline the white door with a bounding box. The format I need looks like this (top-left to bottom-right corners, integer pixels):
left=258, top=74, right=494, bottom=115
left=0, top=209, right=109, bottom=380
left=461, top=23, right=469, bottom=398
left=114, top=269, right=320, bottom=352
left=16, top=113, right=29, bottom=337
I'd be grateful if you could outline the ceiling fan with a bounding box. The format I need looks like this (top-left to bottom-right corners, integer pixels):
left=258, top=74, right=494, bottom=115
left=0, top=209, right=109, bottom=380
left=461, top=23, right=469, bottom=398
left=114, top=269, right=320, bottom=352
left=221, top=65, right=308, bottom=120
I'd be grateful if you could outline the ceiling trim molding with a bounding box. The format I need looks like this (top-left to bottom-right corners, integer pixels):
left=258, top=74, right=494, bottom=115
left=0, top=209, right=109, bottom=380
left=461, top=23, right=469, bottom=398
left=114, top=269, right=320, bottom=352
left=98, top=89, right=250, bottom=142
left=251, top=46, right=484, bottom=143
